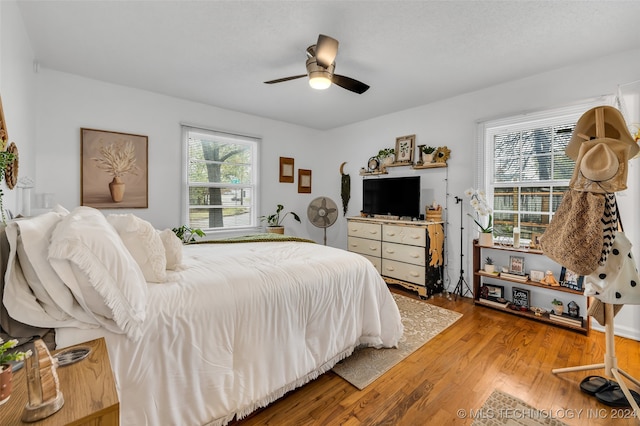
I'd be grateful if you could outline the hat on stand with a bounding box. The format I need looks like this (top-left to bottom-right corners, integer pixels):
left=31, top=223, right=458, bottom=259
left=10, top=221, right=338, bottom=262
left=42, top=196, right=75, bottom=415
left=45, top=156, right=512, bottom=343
left=567, top=106, right=639, bottom=193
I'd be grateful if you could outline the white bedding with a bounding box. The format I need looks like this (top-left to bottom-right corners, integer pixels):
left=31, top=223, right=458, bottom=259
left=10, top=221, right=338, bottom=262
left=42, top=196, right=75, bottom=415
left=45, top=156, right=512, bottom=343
left=55, top=241, right=403, bottom=426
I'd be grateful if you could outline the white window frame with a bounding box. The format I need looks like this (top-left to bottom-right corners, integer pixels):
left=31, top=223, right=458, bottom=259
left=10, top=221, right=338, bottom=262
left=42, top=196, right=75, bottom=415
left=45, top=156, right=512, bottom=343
left=477, top=99, right=612, bottom=241
left=181, top=125, right=260, bottom=234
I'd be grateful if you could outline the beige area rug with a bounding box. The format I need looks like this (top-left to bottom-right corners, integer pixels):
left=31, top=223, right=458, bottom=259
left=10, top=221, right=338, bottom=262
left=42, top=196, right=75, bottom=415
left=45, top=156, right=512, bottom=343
left=332, top=293, right=462, bottom=389
left=472, top=390, right=568, bottom=426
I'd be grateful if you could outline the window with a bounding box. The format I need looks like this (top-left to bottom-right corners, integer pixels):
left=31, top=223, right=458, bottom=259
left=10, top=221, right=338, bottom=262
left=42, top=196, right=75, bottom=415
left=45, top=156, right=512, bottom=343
left=183, top=126, right=259, bottom=232
left=480, top=101, right=608, bottom=241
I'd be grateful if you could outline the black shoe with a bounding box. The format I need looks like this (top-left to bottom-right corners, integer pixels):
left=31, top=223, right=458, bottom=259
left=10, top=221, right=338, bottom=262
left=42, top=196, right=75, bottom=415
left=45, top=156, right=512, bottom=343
left=595, top=385, right=640, bottom=408
left=580, top=375, right=617, bottom=396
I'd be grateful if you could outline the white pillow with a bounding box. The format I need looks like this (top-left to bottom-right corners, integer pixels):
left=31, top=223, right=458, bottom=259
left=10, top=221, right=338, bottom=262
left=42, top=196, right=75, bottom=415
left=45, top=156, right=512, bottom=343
left=157, top=229, right=183, bottom=270
left=48, top=207, right=147, bottom=340
left=4, top=210, right=98, bottom=329
left=107, top=214, right=167, bottom=283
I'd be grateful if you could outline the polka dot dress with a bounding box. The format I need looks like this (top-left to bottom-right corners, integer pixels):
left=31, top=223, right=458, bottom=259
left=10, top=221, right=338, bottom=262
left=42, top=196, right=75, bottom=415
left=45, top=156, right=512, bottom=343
left=584, top=231, right=640, bottom=304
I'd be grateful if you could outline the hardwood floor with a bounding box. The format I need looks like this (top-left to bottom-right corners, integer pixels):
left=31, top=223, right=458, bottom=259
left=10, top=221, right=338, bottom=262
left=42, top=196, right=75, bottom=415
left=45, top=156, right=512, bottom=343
left=234, top=286, right=640, bottom=425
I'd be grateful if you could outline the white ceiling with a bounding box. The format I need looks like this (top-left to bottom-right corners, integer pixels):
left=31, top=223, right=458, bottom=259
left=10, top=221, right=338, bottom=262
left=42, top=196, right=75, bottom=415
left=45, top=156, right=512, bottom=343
left=16, top=1, right=640, bottom=130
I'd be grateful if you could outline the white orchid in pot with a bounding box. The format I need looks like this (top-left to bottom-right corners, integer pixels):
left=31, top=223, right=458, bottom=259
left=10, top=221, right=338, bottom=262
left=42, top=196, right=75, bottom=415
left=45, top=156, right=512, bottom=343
left=465, top=187, right=494, bottom=246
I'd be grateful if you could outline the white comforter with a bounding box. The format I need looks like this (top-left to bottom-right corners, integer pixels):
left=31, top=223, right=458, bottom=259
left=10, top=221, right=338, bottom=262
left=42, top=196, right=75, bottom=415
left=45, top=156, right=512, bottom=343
left=56, top=241, right=403, bottom=426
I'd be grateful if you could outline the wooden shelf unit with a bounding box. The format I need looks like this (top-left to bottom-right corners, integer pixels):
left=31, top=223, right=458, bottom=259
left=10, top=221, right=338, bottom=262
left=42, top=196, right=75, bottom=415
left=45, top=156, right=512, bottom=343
left=472, top=240, right=590, bottom=335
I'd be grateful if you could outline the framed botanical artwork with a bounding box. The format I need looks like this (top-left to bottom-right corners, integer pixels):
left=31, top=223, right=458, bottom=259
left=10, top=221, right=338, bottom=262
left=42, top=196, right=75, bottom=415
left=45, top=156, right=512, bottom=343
left=509, top=255, right=525, bottom=275
left=298, top=169, right=312, bottom=193
left=81, top=128, right=148, bottom=209
left=480, top=284, right=504, bottom=301
left=279, top=157, right=294, bottom=183
left=560, top=267, right=584, bottom=291
left=394, top=134, right=415, bottom=163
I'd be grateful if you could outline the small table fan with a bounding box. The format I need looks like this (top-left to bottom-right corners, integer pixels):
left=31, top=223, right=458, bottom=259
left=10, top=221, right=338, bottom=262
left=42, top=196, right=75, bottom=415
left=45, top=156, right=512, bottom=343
left=307, top=196, right=338, bottom=245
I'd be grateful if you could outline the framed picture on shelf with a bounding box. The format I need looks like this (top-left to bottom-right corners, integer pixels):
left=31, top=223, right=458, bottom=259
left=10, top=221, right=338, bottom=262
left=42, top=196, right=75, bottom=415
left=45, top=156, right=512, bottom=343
left=559, top=267, right=584, bottom=291
left=394, top=134, right=415, bottom=163
left=480, top=284, right=504, bottom=301
left=530, top=233, right=543, bottom=249
left=509, top=255, right=525, bottom=275
left=512, top=287, right=530, bottom=309
left=529, top=270, right=545, bottom=282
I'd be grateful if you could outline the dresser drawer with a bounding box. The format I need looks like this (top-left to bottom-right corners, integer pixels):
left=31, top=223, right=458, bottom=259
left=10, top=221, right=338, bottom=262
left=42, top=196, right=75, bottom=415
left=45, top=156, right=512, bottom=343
left=347, top=236, right=382, bottom=257
left=347, top=221, right=382, bottom=240
left=382, top=224, right=426, bottom=247
left=381, top=258, right=425, bottom=286
left=382, top=241, right=425, bottom=266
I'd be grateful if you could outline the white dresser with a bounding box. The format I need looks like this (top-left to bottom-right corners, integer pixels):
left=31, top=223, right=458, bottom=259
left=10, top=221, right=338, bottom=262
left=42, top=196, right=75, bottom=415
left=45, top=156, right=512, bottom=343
left=347, top=217, right=445, bottom=298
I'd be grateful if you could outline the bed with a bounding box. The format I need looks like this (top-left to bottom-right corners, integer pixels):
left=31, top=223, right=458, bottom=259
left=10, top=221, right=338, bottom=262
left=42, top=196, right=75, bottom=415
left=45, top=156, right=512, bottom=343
left=1, top=206, right=403, bottom=425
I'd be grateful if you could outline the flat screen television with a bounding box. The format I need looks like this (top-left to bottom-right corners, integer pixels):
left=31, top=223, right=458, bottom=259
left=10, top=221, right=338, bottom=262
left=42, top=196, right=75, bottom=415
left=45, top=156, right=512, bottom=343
left=362, top=176, right=420, bottom=218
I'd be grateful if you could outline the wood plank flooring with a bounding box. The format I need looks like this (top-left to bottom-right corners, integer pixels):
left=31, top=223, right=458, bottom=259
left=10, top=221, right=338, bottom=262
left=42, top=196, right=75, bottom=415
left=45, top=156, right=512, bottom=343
left=233, top=287, right=640, bottom=425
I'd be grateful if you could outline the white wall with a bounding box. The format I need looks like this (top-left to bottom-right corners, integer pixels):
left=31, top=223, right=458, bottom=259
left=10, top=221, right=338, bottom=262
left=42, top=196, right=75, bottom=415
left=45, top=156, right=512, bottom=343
left=325, top=47, right=640, bottom=339
left=33, top=69, right=322, bottom=237
left=0, top=0, right=37, bottom=217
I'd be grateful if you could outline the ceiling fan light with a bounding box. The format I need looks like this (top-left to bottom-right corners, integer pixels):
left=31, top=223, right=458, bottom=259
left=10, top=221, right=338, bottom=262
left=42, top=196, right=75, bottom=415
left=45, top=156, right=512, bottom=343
left=309, top=73, right=331, bottom=90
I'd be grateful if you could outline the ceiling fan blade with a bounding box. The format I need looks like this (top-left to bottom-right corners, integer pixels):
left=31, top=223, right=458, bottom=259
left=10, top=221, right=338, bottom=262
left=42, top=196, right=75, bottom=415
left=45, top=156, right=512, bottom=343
left=316, top=34, right=339, bottom=68
left=332, top=74, right=370, bottom=94
left=264, top=74, right=307, bottom=84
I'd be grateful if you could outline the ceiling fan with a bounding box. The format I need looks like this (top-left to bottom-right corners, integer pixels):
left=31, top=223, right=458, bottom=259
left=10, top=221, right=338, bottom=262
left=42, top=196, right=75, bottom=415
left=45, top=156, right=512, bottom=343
left=264, top=34, right=370, bottom=94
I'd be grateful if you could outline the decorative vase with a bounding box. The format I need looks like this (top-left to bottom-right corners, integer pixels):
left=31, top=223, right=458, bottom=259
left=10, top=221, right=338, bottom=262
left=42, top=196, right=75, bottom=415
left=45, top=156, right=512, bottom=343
left=109, top=177, right=126, bottom=203
left=478, top=233, right=494, bottom=247
left=553, top=305, right=564, bottom=315
left=0, top=364, right=12, bottom=405
left=422, top=153, right=434, bottom=163
left=266, top=226, right=284, bottom=235
left=382, top=156, right=394, bottom=166
left=484, top=264, right=495, bottom=274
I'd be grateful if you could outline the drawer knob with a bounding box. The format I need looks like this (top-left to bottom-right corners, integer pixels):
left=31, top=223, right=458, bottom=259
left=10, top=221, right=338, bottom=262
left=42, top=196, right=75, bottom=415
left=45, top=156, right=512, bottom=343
left=350, top=243, right=358, bottom=247
left=410, top=253, right=419, bottom=258
left=385, top=249, right=395, bottom=254
left=410, top=235, right=420, bottom=239
left=385, top=266, right=395, bottom=271
left=409, top=271, right=420, bottom=277
left=387, top=232, right=396, bottom=236
left=369, top=246, right=378, bottom=251
left=369, top=230, right=378, bottom=234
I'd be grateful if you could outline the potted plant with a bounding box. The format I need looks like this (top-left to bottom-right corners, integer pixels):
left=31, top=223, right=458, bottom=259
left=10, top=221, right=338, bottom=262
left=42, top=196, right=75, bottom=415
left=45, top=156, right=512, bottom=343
left=421, top=146, right=436, bottom=163
left=377, top=148, right=395, bottom=166
left=465, top=187, right=493, bottom=246
left=1, top=338, right=32, bottom=405
left=260, top=204, right=301, bottom=234
left=551, top=299, right=564, bottom=315
left=484, top=257, right=495, bottom=274
left=172, top=225, right=206, bottom=244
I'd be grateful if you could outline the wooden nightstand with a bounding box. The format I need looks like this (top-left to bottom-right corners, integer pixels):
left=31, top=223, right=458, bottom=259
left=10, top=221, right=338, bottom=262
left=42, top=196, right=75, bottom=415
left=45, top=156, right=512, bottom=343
left=1, top=337, right=119, bottom=425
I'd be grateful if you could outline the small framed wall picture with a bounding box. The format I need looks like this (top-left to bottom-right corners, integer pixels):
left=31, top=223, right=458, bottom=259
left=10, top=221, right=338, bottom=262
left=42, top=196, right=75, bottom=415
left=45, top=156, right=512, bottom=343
left=509, top=255, right=525, bottom=275
left=394, top=134, right=415, bottom=163
left=298, top=169, right=312, bottom=193
left=279, top=157, right=294, bottom=183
